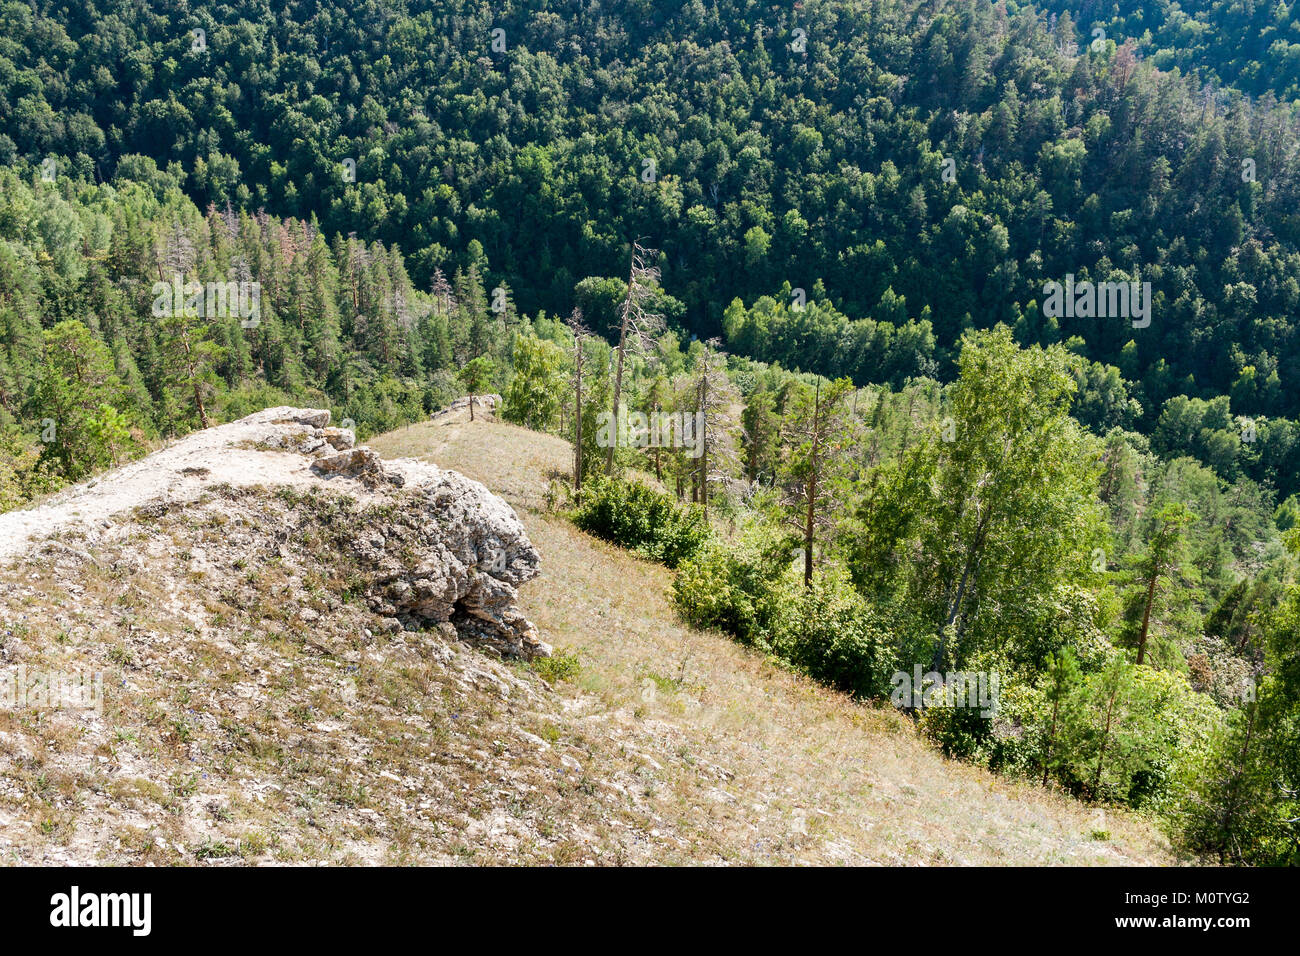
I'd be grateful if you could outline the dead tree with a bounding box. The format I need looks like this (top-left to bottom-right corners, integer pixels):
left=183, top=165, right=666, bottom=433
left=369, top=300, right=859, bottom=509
left=566, top=307, right=590, bottom=491
left=693, top=339, right=738, bottom=518
left=606, top=240, right=664, bottom=476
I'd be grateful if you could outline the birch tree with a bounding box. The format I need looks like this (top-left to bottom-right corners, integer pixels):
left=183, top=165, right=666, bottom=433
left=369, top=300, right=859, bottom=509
left=853, top=327, right=1104, bottom=671
left=566, top=307, right=590, bottom=491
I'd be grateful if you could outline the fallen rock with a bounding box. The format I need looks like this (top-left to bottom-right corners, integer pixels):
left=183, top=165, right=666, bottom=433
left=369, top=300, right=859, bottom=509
left=312, top=448, right=405, bottom=488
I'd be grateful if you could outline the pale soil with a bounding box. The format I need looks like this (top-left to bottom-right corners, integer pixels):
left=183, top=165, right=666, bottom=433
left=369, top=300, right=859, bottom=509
left=0, top=407, right=1178, bottom=865
left=0, top=408, right=338, bottom=561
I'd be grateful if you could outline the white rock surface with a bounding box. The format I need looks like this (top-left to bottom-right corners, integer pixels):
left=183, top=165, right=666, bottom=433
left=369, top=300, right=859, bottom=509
left=0, top=407, right=549, bottom=658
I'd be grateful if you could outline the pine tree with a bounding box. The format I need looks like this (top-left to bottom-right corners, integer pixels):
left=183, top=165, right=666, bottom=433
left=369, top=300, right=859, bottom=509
left=158, top=310, right=223, bottom=431
left=779, top=376, right=856, bottom=586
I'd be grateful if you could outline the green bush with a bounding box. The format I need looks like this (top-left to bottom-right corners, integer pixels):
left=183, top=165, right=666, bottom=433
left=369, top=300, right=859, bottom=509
left=675, top=535, right=895, bottom=699
left=769, top=570, right=898, bottom=700
left=572, top=477, right=709, bottom=568
left=672, top=525, right=794, bottom=644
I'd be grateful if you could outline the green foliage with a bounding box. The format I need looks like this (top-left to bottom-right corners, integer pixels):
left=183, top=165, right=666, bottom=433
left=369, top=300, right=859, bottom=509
left=8, top=1, right=1300, bottom=502
left=672, top=525, right=792, bottom=644
left=853, top=326, right=1106, bottom=672
left=33, top=320, right=140, bottom=478
left=769, top=569, right=897, bottom=700
left=0, top=430, right=57, bottom=509
left=1, top=0, right=1296, bottom=865
left=457, top=356, right=497, bottom=396
left=532, top=650, right=582, bottom=684
left=572, top=477, right=709, bottom=569
left=503, top=333, right=565, bottom=432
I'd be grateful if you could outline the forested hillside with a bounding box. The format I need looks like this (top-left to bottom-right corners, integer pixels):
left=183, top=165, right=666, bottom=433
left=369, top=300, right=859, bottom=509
left=1038, top=0, right=1300, bottom=100
left=2, top=0, right=1299, bottom=864
left=7, top=1, right=1300, bottom=499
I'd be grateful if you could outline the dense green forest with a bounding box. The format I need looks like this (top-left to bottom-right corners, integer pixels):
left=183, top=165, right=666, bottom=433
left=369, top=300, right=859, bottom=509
left=1038, top=0, right=1300, bottom=100
left=8, top=0, right=1300, bottom=498
left=2, top=0, right=1299, bottom=863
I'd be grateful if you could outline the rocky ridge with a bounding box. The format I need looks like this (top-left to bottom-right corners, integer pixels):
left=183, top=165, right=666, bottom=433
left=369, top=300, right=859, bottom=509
left=0, top=407, right=548, bottom=659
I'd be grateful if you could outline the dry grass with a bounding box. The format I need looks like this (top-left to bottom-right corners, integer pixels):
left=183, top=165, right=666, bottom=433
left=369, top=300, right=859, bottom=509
left=368, top=411, right=1178, bottom=865
left=0, top=409, right=1178, bottom=866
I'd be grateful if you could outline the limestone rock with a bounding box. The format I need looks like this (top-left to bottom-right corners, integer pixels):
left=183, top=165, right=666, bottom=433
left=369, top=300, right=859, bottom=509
left=0, top=405, right=548, bottom=660
left=312, top=447, right=404, bottom=487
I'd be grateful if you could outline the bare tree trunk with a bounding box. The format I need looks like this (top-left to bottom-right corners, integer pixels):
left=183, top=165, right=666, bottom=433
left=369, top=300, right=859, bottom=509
left=573, top=339, right=583, bottom=490
left=698, top=375, right=709, bottom=516
left=652, top=401, right=662, bottom=481
left=605, top=243, right=662, bottom=475
left=803, top=382, right=821, bottom=588
left=607, top=340, right=625, bottom=476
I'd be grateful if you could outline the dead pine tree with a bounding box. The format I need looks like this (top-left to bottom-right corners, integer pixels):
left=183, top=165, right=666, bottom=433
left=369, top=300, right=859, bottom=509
left=606, top=240, right=664, bottom=476
left=644, top=373, right=670, bottom=482
left=692, top=339, right=738, bottom=518
left=565, top=307, right=590, bottom=491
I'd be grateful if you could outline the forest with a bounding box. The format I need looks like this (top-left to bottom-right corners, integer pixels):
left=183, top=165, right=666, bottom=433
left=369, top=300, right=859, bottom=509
left=1, top=0, right=1298, bottom=863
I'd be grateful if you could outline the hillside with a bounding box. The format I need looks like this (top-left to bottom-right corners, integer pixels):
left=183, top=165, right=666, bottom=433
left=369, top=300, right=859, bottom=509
left=8, top=0, right=1300, bottom=500
left=371, top=407, right=1177, bottom=865
left=0, top=404, right=1174, bottom=865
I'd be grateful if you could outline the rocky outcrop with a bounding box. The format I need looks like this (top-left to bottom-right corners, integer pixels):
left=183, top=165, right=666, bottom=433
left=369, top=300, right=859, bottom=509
left=433, top=393, right=501, bottom=418
left=345, top=467, right=547, bottom=658
left=260, top=410, right=550, bottom=658
left=0, top=406, right=549, bottom=659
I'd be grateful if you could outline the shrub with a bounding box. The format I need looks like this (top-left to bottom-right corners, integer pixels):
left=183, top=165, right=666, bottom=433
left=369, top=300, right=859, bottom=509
left=572, top=477, right=709, bottom=568
left=769, top=569, right=897, bottom=700
left=672, top=525, right=792, bottom=645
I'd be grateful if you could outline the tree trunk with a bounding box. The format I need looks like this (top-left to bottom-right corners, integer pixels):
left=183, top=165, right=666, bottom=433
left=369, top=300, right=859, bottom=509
left=1042, top=694, right=1061, bottom=787
left=607, top=264, right=636, bottom=476
left=698, top=375, right=709, bottom=516
left=607, top=344, right=624, bottom=475
left=652, top=401, right=662, bottom=481
left=803, top=479, right=816, bottom=588
left=193, top=379, right=209, bottom=429
left=573, top=341, right=583, bottom=491
left=1091, top=680, right=1121, bottom=797
left=803, top=382, right=820, bottom=588
left=934, top=518, right=989, bottom=671
left=180, top=327, right=210, bottom=429
left=1136, top=560, right=1159, bottom=666
left=1216, top=703, right=1257, bottom=864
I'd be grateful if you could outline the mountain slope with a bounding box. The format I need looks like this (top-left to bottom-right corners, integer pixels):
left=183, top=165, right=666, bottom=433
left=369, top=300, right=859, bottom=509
left=0, top=404, right=1176, bottom=864
left=368, top=410, right=1178, bottom=865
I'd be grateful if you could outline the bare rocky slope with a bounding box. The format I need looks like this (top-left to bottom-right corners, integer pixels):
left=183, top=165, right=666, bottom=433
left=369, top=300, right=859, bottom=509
left=0, top=406, right=1177, bottom=865
left=0, top=408, right=548, bottom=660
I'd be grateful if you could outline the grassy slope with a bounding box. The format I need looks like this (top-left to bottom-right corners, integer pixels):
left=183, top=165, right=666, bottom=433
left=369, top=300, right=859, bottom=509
left=368, top=411, right=1178, bottom=865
